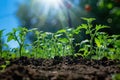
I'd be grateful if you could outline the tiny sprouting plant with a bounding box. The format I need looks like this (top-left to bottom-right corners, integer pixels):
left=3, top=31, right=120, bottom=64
left=56, top=28, right=75, bottom=55
left=6, top=27, right=37, bottom=57
left=0, top=18, right=119, bottom=60
left=32, top=30, right=44, bottom=58
left=75, top=18, right=109, bottom=58
left=6, top=27, right=27, bottom=57
left=31, top=27, right=75, bottom=58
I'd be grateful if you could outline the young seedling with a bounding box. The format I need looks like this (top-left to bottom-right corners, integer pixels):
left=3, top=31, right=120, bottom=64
left=32, top=30, right=43, bottom=58
left=0, top=18, right=119, bottom=60
left=75, top=18, right=109, bottom=58
left=56, top=28, right=75, bottom=56
left=6, top=27, right=37, bottom=57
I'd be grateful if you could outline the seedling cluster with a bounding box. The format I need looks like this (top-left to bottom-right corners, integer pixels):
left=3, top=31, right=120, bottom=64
left=0, top=18, right=120, bottom=60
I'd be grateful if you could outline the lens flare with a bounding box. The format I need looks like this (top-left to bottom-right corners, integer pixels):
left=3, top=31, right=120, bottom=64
left=42, top=0, right=62, bottom=9
left=30, top=0, right=76, bottom=29
left=45, top=0, right=61, bottom=5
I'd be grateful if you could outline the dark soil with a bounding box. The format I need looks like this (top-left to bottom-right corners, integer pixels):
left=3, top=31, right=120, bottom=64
left=0, top=56, right=120, bottom=80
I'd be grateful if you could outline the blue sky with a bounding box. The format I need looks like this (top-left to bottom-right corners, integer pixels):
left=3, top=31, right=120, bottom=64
left=0, top=0, right=25, bottom=32
left=0, top=0, right=24, bottom=48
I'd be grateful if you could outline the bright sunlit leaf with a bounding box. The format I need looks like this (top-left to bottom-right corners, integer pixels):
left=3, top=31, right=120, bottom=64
left=95, top=38, right=101, bottom=48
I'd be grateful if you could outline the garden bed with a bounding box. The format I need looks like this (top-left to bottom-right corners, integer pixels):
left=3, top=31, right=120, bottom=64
left=0, top=56, right=120, bottom=80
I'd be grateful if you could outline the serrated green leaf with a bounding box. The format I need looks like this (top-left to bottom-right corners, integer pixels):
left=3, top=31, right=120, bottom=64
left=96, top=25, right=109, bottom=31
left=81, top=17, right=96, bottom=23
left=80, top=24, right=88, bottom=29
left=95, top=38, right=101, bottom=47
left=75, top=24, right=88, bottom=34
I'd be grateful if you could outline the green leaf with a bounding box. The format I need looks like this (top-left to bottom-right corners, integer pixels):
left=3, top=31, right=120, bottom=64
left=81, top=17, right=96, bottom=23
left=28, top=28, right=38, bottom=32
left=96, top=25, right=109, bottom=31
left=55, top=34, right=62, bottom=38
left=5, top=61, right=10, bottom=65
left=22, top=27, right=28, bottom=32
left=80, top=24, right=88, bottom=29
left=13, top=28, right=17, bottom=33
left=57, top=29, right=66, bottom=33
left=95, top=38, right=101, bottom=47
left=35, top=31, right=40, bottom=35
left=115, top=40, right=120, bottom=48
left=79, top=48, right=85, bottom=52
left=109, top=48, right=115, bottom=52
left=59, top=38, right=69, bottom=43
left=86, top=30, right=90, bottom=34
left=111, top=35, right=120, bottom=38
left=1, top=65, right=6, bottom=68
left=74, top=24, right=88, bottom=34
left=7, top=34, right=15, bottom=42
left=18, top=27, right=22, bottom=31
left=80, top=40, right=89, bottom=46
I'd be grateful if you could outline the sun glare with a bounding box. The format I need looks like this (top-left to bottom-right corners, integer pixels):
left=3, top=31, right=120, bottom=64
left=42, top=0, right=62, bottom=9
left=31, top=0, right=75, bottom=28
left=46, top=0, right=61, bottom=5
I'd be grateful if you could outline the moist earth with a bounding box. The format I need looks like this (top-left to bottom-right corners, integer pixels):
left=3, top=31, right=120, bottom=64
left=0, top=56, right=120, bottom=80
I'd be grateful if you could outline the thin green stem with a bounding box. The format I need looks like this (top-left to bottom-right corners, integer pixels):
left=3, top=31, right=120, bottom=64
left=0, top=39, right=2, bottom=57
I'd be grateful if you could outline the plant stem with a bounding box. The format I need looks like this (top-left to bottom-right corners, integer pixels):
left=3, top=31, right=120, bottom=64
left=0, top=39, right=2, bottom=57
left=13, top=32, right=23, bottom=57
left=19, top=44, right=23, bottom=57
left=88, top=22, right=93, bottom=54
